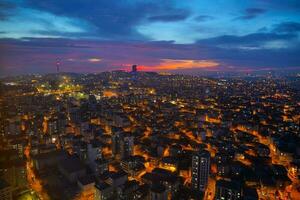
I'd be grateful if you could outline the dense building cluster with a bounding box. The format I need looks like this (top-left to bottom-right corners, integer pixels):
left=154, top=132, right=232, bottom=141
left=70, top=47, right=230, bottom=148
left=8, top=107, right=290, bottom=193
left=0, top=70, right=300, bottom=200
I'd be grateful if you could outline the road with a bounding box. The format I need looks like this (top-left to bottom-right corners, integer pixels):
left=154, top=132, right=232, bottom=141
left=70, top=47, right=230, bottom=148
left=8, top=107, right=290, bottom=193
left=25, top=146, right=51, bottom=200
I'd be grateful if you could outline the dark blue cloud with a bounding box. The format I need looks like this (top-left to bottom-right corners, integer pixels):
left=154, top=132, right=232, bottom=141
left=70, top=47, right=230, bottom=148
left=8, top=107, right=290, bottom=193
left=273, top=22, right=300, bottom=33
left=194, top=15, right=214, bottom=22
left=256, top=0, right=300, bottom=11
left=0, top=1, right=16, bottom=20
left=148, top=11, right=190, bottom=22
left=235, top=8, right=266, bottom=20
left=25, top=0, right=188, bottom=39
left=196, top=32, right=296, bottom=47
left=30, top=30, right=98, bottom=39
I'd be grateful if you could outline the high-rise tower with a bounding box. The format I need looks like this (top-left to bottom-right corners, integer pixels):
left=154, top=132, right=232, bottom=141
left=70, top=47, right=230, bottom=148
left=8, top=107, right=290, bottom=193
left=120, top=135, right=134, bottom=159
left=56, top=59, right=60, bottom=73
left=191, top=150, right=210, bottom=192
left=131, top=65, right=137, bottom=73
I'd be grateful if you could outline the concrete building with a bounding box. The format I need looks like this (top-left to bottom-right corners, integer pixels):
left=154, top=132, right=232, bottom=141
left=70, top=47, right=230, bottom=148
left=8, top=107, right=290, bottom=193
left=0, top=179, right=12, bottom=200
left=191, top=150, right=210, bottom=192
left=149, top=184, right=168, bottom=200
left=58, top=156, right=86, bottom=183
left=87, top=140, right=103, bottom=173
left=95, top=182, right=113, bottom=200
left=120, top=135, right=134, bottom=159
left=215, top=179, right=242, bottom=200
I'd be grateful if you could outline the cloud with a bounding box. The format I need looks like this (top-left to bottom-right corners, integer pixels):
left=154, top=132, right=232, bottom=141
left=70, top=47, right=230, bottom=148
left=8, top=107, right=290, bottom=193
left=0, top=1, right=15, bottom=9
left=145, top=59, right=219, bottom=70
left=255, top=0, right=300, bottom=11
left=235, top=8, right=266, bottom=20
left=88, top=58, right=102, bottom=62
left=0, top=0, right=300, bottom=75
left=25, top=0, right=189, bottom=40
left=1, top=37, right=299, bottom=76
left=246, top=8, right=266, bottom=15
left=0, top=1, right=16, bottom=20
left=0, top=7, right=96, bottom=39
left=1, top=1, right=299, bottom=45
left=194, top=15, right=214, bottom=22
left=148, top=10, right=190, bottom=22
left=273, top=22, right=300, bottom=33
left=197, top=32, right=297, bottom=49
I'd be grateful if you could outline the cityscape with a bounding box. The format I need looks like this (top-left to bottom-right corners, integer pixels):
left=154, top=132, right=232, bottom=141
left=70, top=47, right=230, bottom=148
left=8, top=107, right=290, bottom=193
left=1, top=67, right=300, bottom=199
left=1, top=1, right=300, bottom=200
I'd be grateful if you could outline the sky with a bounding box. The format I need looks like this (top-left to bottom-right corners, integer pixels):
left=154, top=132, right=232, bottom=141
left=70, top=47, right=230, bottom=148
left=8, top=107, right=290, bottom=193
left=0, top=0, right=300, bottom=76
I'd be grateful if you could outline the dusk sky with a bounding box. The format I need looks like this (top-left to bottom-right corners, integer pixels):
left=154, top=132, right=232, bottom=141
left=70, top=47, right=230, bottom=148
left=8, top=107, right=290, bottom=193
left=0, top=0, right=300, bottom=76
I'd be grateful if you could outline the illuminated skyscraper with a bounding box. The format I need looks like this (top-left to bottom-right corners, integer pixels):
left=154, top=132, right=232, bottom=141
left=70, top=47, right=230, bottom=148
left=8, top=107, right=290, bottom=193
left=191, top=150, right=210, bottom=192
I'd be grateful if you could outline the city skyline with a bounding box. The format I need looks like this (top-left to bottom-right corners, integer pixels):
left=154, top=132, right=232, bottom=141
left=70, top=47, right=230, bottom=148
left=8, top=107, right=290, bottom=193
left=1, top=0, right=300, bottom=76
left=1, top=2, right=300, bottom=199
left=1, top=71, right=299, bottom=199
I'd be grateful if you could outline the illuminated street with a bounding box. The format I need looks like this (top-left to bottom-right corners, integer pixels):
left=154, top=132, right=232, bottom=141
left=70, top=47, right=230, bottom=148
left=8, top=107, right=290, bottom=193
left=25, top=146, right=51, bottom=200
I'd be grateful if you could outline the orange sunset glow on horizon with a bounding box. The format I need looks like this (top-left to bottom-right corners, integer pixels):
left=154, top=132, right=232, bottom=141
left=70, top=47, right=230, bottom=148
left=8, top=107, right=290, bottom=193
left=141, top=59, right=220, bottom=71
